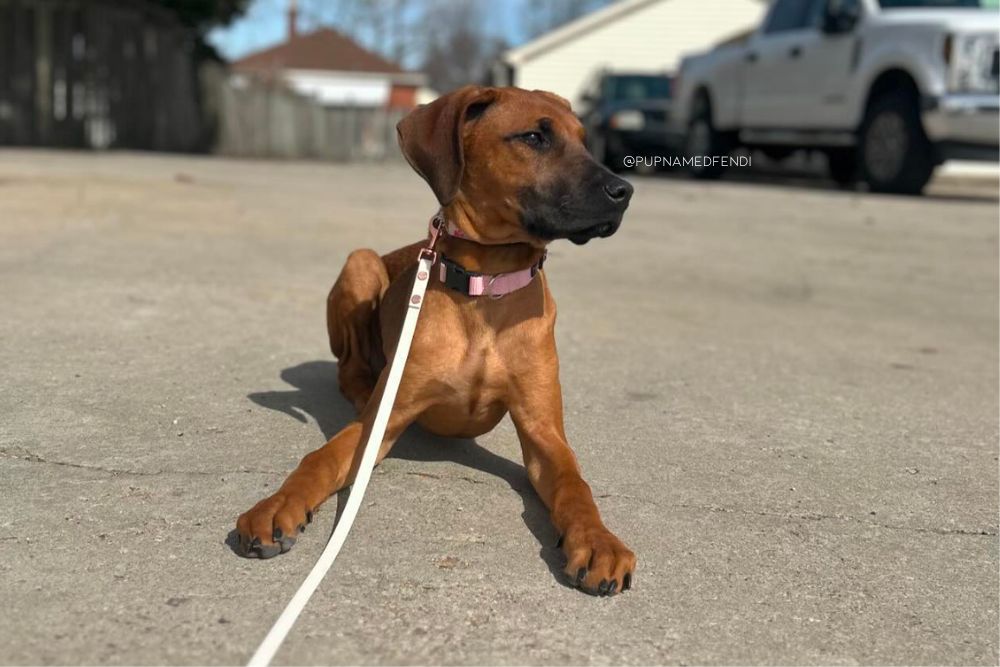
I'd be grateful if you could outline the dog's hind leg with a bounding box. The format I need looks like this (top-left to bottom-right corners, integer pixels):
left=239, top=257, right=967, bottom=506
left=327, top=241, right=427, bottom=411
left=327, top=249, right=389, bottom=412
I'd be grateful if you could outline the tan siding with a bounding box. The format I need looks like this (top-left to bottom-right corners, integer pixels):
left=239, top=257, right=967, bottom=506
left=513, top=0, right=765, bottom=108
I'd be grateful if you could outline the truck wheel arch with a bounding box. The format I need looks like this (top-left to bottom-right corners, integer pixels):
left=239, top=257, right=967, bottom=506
left=862, top=68, right=921, bottom=119
left=684, top=86, right=733, bottom=180
left=858, top=68, right=936, bottom=194
left=690, top=87, right=715, bottom=127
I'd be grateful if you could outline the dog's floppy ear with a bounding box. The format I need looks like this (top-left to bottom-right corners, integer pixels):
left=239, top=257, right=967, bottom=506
left=397, top=85, right=498, bottom=206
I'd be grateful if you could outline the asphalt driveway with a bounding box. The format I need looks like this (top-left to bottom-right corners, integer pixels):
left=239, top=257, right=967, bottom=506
left=0, top=150, right=996, bottom=665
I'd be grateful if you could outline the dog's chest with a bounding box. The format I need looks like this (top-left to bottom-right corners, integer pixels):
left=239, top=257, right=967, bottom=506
left=409, top=283, right=552, bottom=438
left=437, top=341, right=510, bottom=434
left=413, top=316, right=514, bottom=437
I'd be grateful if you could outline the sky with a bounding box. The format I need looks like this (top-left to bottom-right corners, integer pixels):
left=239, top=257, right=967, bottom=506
left=207, top=0, right=529, bottom=64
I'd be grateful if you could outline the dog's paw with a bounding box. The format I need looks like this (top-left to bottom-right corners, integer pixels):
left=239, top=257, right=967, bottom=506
left=235, top=492, right=313, bottom=559
left=558, top=524, right=636, bottom=596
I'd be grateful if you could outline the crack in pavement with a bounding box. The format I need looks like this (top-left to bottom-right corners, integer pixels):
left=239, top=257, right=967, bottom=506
left=389, top=474, right=997, bottom=537
left=7, top=447, right=994, bottom=539
left=668, top=500, right=998, bottom=538
left=400, top=470, right=489, bottom=485
left=591, top=492, right=996, bottom=538
left=0, top=446, right=284, bottom=477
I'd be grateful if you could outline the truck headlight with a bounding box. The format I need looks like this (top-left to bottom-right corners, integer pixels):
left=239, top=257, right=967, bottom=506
left=609, top=110, right=645, bottom=131
left=946, top=32, right=1000, bottom=94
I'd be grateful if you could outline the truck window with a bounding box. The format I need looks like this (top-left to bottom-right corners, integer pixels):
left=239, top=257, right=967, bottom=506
left=606, top=76, right=672, bottom=102
left=878, top=0, right=995, bottom=7
left=764, top=0, right=826, bottom=33
left=819, top=0, right=861, bottom=25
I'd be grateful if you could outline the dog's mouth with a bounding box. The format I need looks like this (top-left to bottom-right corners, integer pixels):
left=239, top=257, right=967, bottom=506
left=568, top=221, right=618, bottom=245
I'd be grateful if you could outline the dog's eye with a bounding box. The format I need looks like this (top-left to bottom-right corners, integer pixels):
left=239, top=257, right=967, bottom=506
left=519, top=131, right=548, bottom=149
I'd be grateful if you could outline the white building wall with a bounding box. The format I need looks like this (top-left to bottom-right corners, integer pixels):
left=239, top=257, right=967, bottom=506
left=511, top=0, right=765, bottom=109
left=283, top=69, right=390, bottom=107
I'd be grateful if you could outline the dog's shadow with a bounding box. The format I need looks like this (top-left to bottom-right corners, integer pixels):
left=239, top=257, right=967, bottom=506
left=236, top=360, right=569, bottom=586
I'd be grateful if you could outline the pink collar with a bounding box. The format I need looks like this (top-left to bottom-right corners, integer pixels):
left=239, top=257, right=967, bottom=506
left=443, top=219, right=471, bottom=239
left=428, top=215, right=546, bottom=299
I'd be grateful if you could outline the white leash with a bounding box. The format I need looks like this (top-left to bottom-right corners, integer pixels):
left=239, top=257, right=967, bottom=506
left=247, top=224, right=442, bottom=667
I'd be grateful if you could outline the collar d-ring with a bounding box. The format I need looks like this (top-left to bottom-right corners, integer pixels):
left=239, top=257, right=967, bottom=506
left=485, top=274, right=507, bottom=300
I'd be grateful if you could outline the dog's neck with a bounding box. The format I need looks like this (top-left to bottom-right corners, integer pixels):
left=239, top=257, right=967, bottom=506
left=438, top=236, right=543, bottom=275
left=439, top=206, right=546, bottom=275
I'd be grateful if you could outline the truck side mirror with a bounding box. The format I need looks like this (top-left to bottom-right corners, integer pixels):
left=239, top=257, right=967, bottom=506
left=823, top=0, right=860, bottom=35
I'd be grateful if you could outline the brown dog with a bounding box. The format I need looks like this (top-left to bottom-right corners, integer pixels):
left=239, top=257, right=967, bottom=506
left=236, top=85, right=636, bottom=596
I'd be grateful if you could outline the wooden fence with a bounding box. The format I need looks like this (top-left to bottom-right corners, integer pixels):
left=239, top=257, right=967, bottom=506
left=0, top=0, right=205, bottom=151
left=0, top=0, right=406, bottom=161
left=211, top=71, right=407, bottom=162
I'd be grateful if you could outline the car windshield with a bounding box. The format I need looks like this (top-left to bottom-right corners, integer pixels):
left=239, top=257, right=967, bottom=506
left=879, top=0, right=998, bottom=8
left=606, top=76, right=671, bottom=101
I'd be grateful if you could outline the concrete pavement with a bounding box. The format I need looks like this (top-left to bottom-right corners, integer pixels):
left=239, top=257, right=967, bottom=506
left=0, top=150, right=996, bottom=665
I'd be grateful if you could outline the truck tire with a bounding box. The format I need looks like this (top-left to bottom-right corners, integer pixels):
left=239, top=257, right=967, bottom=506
left=589, top=132, right=623, bottom=172
left=859, top=89, right=935, bottom=195
left=762, top=146, right=795, bottom=162
left=684, top=95, right=730, bottom=180
left=826, top=148, right=858, bottom=187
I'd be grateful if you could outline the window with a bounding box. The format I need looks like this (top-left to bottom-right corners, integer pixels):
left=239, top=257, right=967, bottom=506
left=764, top=0, right=827, bottom=33
left=820, top=0, right=862, bottom=27
left=606, top=76, right=672, bottom=102
left=879, top=0, right=995, bottom=7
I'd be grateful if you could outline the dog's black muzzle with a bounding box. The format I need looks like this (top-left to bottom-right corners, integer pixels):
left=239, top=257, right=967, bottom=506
left=521, top=167, right=633, bottom=245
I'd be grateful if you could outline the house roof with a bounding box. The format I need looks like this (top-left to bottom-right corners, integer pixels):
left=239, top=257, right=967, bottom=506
left=232, top=28, right=406, bottom=75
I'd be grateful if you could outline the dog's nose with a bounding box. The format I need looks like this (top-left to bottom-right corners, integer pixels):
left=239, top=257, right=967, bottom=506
left=603, top=178, right=633, bottom=204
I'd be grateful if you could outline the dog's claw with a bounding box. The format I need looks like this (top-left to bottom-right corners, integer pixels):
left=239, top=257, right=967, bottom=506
left=238, top=533, right=252, bottom=556
left=623, top=573, right=632, bottom=591
left=237, top=527, right=296, bottom=558
left=236, top=491, right=314, bottom=559
left=556, top=534, right=564, bottom=549
left=558, top=525, right=635, bottom=597
left=306, top=510, right=313, bottom=524
left=234, top=529, right=284, bottom=559
left=256, top=543, right=281, bottom=559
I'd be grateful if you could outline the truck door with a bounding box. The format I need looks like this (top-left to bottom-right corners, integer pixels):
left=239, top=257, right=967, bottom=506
left=796, top=0, right=863, bottom=129
left=741, top=0, right=827, bottom=128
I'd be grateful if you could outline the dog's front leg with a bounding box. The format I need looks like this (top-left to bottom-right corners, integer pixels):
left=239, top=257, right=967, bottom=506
left=236, top=371, right=426, bottom=558
left=509, top=362, right=636, bottom=596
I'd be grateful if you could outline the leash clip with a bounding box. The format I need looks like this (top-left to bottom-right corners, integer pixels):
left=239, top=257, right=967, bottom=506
left=419, top=213, right=445, bottom=264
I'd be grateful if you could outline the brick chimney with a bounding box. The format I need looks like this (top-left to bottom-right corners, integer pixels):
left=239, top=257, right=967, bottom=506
left=287, top=0, right=298, bottom=41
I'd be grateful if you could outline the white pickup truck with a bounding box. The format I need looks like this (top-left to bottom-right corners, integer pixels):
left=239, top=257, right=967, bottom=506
left=670, top=0, right=1000, bottom=194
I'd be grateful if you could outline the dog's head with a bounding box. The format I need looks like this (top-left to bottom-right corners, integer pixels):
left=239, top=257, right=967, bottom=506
left=397, top=86, right=632, bottom=246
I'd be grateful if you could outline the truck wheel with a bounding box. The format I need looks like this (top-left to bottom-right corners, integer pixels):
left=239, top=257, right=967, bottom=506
left=589, top=132, right=607, bottom=163
left=589, top=132, right=623, bottom=172
left=859, top=89, right=935, bottom=195
left=826, top=148, right=858, bottom=187
left=762, top=146, right=795, bottom=162
left=685, top=96, right=730, bottom=180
